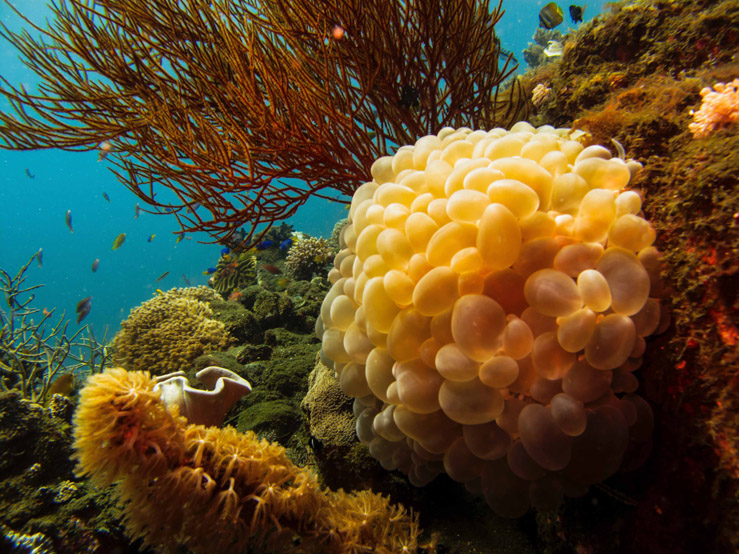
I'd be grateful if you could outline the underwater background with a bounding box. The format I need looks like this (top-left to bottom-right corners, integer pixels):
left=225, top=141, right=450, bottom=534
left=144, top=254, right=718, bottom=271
left=0, top=0, right=608, bottom=337
left=1, top=1, right=737, bottom=553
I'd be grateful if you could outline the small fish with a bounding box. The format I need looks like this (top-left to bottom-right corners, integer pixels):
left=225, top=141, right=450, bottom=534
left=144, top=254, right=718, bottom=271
left=147, top=234, right=156, bottom=242
left=48, top=373, right=74, bottom=397
left=279, top=238, right=293, bottom=250
left=256, top=240, right=274, bottom=250
left=308, top=435, right=323, bottom=453
left=314, top=253, right=328, bottom=264
left=539, top=2, right=564, bottom=29
left=221, top=247, right=230, bottom=256
left=102, top=192, right=110, bottom=202
left=91, top=258, right=100, bottom=273
left=176, top=232, right=185, bottom=244
left=97, top=141, right=112, bottom=161
left=332, top=25, right=344, bottom=40
left=112, top=233, right=126, bottom=250
left=611, top=138, right=626, bottom=160
left=25, top=168, right=35, bottom=179
left=65, top=210, right=73, bottom=233
left=543, top=40, right=564, bottom=57
left=569, top=4, right=584, bottom=24
left=228, top=290, right=243, bottom=302
left=186, top=203, right=200, bottom=214
left=276, top=277, right=290, bottom=290
left=76, top=296, right=92, bottom=324
left=181, top=273, right=192, bottom=286
left=155, top=271, right=170, bottom=282
left=134, top=203, right=141, bottom=219
left=203, top=267, right=217, bottom=275
left=261, top=264, right=282, bottom=275
left=42, top=307, right=53, bottom=317
left=36, top=248, right=43, bottom=268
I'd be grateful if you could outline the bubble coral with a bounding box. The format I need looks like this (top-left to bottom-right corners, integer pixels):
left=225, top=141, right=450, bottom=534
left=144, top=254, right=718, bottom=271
left=689, top=79, right=739, bottom=138
left=285, top=236, right=334, bottom=281
left=317, top=123, right=662, bottom=517
left=112, top=287, right=231, bottom=375
left=73, top=367, right=428, bottom=553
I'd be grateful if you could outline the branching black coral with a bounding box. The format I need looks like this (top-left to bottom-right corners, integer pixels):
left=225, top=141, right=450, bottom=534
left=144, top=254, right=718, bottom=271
left=0, top=0, right=527, bottom=245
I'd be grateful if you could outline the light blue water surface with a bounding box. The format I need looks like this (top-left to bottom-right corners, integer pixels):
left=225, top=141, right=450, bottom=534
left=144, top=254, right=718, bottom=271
left=0, top=0, right=609, bottom=338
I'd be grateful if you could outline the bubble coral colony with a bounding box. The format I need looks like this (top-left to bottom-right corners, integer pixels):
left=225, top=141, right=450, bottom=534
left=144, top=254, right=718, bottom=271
left=318, top=123, right=661, bottom=516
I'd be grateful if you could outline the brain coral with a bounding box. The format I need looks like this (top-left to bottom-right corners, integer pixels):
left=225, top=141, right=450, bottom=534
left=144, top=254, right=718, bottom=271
left=317, top=122, right=662, bottom=517
left=113, top=286, right=232, bottom=375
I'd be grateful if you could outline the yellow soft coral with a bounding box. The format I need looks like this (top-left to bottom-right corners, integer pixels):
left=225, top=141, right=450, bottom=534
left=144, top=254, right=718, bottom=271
left=112, top=286, right=231, bottom=374
left=73, top=367, right=429, bottom=554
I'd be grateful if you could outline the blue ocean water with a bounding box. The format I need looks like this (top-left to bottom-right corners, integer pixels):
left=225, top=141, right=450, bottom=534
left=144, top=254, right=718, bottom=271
left=0, top=0, right=608, bottom=339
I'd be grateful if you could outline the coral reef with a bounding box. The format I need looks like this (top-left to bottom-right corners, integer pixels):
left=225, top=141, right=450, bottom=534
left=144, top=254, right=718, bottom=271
left=112, top=287, right=232, bottom=375
left=318, top=123, right=660, bottom=517
left=285, top=236, right=334, bottom=281
left=523, top=28, right=565, bottom=69
left=72, top=367, right=431, bottom=553
left=534, top=0, right=739, bottom=126
left=0, top=391, right=132, bottom=554
left=689, top=79, right=739, bottom=138
left=518, top=1, right=739, bottom=552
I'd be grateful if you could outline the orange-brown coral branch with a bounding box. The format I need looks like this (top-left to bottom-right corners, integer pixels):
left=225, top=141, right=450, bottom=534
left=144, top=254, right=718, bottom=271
left=0, top=0, right=526, bottom=245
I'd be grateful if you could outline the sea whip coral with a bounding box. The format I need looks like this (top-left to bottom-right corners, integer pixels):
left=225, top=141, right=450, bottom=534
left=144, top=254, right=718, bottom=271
left=689, top=79, right=739, bottom=138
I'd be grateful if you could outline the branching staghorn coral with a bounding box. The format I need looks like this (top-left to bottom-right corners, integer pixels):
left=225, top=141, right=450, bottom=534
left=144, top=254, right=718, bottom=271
left=0, top=0, right=526, bottom=246
left=0, top=255, right=85, bottom=404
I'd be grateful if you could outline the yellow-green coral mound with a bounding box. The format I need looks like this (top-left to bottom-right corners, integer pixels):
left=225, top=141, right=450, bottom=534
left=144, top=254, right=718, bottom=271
left=112, top=286, right=231, bottom=374
left=286, top=236, right=333, bottom=281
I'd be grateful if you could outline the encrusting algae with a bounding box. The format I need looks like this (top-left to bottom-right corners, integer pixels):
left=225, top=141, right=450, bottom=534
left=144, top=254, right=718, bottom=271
left=72, top=367, right=434, bottom=554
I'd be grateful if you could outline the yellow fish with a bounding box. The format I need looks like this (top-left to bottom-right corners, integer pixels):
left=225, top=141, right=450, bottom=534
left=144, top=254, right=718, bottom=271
left=539, top=2, right=564, bottom=29
left=112, top=233, right=126, bottom=250
left=48, top=373, right=74, bottom=397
